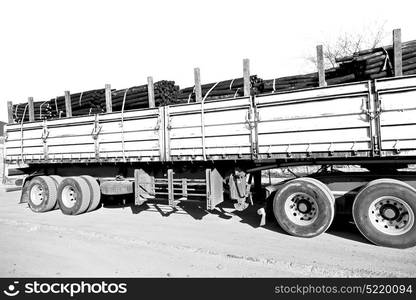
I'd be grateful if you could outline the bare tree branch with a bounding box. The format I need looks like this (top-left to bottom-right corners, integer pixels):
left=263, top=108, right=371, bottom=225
left=308, top=22, right=388, bottom=69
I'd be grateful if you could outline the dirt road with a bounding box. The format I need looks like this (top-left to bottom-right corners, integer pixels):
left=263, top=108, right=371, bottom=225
left=0, top=189, right=415, bottom=277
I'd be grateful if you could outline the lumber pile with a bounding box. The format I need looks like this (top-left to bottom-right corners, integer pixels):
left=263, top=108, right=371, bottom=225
left=261, top=40, right=416, bottom=93
left=335, top=40, right=416, bottom=78
left=176, top=76, right=263, bottom=102
left=9, top=37, right=416, bottom=123
left=11, top=81, right=180, bottom=122
left=112, top=80, right=180, bottom=111
left=12, top=89, right=106, bottom=122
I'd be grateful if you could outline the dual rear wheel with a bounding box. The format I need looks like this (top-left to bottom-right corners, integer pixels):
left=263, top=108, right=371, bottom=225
left=273, top=177, right=335, bottom=238
left=353, top=179, right=416, bottom=249
left=27, top=175, right=101, bottom=215
left=272, top=177, right=416, bottom=248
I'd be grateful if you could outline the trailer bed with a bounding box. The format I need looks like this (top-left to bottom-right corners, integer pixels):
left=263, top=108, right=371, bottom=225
left=5, top=75, right=416, bottom=165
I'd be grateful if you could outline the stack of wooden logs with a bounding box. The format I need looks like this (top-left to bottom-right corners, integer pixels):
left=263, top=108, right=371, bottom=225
left=262, top=40, right=416, bottom=93
left=112, top=80, right=180, bottom=111
left=335, top=39, right=416, bottom=78
left=176, top=76, right=264, bottom=102
left=11, top=81, right=180, bottom=122
left=12, top=101, right=51, bottom=123
left=9, top=36, right=416, bottom=123
left=12, top=89, right=106, bottom=122
left=261, top=68, right=355, bottom=92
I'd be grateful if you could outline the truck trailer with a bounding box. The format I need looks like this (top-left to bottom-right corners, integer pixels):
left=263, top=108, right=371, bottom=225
left=4, top=64, right=416, bottom=249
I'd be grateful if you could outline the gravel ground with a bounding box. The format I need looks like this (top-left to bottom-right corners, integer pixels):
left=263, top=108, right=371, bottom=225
left=0, top=189, right=415, bottom=277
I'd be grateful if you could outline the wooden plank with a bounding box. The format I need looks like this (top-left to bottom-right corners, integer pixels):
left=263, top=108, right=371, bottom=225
left=258, top=96, right=367, bottom=120
left=64, top=91, right=72, bottom=117
left=243, top=59, right=250, bottom=97
left=170, top=109, right=248, bottom=128
left=7, top=101, right=13, bottom=123
left=169, top=123, right=249, bottom=139
left=258, top=142, right=370, bottom=154
left=194, top=68, right=202, bottom=102
left=374, top=75, right=416, bottom=91
left=393, top=29, right=403, bottom=76
left=170, top=135, right=251, bottom=148
left=317, top=45, right=326, bottom=87
left=147, top=76, right=155, bottom=108
left=379, top=90, right=416, bottom=111
left=169, top=97, right=249, bottom=114
left=105, top=84, right=113, bottom=113
left=380, top=110, right=416, bottom=126
left=170, top=147, right=252, bottom=156
left=256, top=82, right=369, bottom=105
left=28, top=97, right=35, bottom=122
left=257, top=114, right=369, bottom=134
left=257, top=128, right=370, bottom=145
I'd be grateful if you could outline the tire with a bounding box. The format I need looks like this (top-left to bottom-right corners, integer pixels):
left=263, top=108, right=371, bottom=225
left=353, top=179, right=416, bottom=249
left=57, top=177, right=91, bottom=215
left=27, top=176, right=58, bottom=212
left=273, top=177, right=335, bottom=238
left=49, top=175, right=63, bottom=209
left=80, top=175, right=101, bottom=212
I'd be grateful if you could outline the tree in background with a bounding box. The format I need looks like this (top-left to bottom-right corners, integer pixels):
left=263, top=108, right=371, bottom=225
left=308, top=22, right=388, bottom=68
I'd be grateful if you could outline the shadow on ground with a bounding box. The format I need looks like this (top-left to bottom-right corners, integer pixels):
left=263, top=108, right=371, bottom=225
left=101, top=194, right=370, bottom=245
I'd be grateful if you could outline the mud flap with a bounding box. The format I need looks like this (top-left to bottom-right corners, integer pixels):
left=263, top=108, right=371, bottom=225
left=19, top=174, right=38, bottom=204
left=206, top=169, right=224, bottom=210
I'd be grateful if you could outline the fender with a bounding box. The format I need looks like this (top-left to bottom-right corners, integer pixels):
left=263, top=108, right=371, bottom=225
left=18, top=171, right=43, bottom=204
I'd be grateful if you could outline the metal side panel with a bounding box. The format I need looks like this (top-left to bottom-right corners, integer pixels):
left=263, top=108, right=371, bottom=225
left=255, top=82, right=373, bottom=159
left=5, top=107, right=164, bottom=164
left=376, top=76, right=416, bottom=156
left=375, top=74, right=416, bottom=92
left=256, top=81, right=371, bottom=105
left=165, top=97, right=254, bottom=161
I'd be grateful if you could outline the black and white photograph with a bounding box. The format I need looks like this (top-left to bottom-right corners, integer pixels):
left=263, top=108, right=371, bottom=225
left=0, top=0, right=415, bottom=298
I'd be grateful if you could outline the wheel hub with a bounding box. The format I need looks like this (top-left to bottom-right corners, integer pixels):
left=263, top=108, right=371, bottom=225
left=369, top=196, right=414, bottom=236
left=61, top=185, right=77, bottom=208
left=379, top=204, right=399, bottom=220
left=297, top=200, right=312, bottom=214
left=30, top=184, right=44, bottom=206
left=284, top=192, right=319, bottom=225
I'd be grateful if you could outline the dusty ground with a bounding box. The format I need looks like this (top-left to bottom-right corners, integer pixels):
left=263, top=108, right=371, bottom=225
left=0, top=189, right=415, bottom=278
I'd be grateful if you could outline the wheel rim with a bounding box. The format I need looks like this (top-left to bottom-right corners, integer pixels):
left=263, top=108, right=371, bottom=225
left=368, top=196, right=414, bottom=236
left=284, top=192, right=319, bottom=225
left=61, top=185, right=77, bottom=208
left=30, top=184, right=44, bottom=205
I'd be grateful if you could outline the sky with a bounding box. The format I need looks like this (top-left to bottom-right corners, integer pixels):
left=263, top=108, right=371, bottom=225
left=0, top=0, right=415, bottom=123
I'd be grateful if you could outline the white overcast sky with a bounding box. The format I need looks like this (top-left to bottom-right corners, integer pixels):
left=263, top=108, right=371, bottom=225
left=0, top=0, right=415, bottom=122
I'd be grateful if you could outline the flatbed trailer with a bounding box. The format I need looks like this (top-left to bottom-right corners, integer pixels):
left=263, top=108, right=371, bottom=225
left=4, top=68, right=416, bottom=248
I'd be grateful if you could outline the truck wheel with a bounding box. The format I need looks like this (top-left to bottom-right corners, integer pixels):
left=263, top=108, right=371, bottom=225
left=353, top=179, right=416, bottom=249
left=80, top=175, right=101, bottom=212
left=273, top=177, right=335, bottom=238
left=27, top=176, right=58, bottom=212
left=57, top=177, right=91, bottom=215
left=49, top=175, right=63, bottom=209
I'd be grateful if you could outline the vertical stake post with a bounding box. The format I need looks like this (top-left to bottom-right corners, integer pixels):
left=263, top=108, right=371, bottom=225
left=393, top=28, right=403, bottom=76
left=105, top=84, right=113, bottom=113
left=64, top=91, right=72, bottom=118
left=243, top=59, right=250, bottom=97
left=28, top=97, right=35, bottom=122
left=7, top=101, right=13, bottom=123
left=317, top=45, right=326, bottom=87
left=194, top=68, right=202, bottom=102
left=147, top=76, right=155, bottom=108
